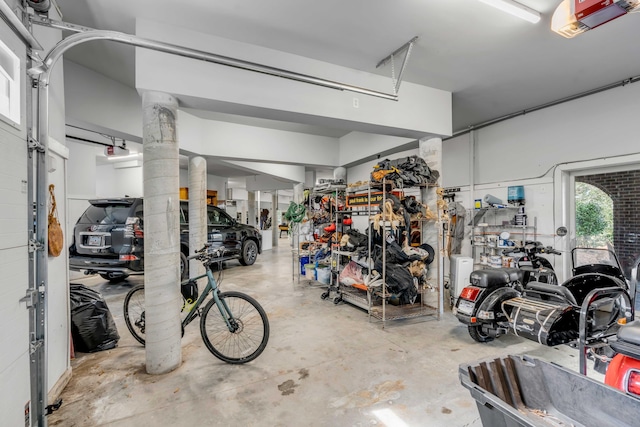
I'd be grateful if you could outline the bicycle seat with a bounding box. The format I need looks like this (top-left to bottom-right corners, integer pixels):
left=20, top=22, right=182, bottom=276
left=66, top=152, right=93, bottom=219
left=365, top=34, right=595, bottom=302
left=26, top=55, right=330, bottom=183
left=524, top=282, right=577, bottom=306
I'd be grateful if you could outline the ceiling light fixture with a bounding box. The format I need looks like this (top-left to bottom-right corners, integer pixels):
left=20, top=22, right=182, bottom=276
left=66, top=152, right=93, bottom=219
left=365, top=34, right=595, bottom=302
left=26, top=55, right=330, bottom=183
left=479, top=0, right=542, bottom=23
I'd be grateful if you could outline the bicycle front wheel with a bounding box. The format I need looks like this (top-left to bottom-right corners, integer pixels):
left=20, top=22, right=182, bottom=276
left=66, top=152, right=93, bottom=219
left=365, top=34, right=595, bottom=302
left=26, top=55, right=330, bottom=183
left=200, top=291, right=269, bottom=364
left=123, top=285, right=146, bottom=345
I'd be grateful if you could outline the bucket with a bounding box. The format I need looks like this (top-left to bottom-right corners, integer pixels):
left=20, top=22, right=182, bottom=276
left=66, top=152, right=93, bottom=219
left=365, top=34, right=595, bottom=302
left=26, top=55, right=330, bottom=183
left=304, top=264, right=315, bottom=280
left=316, top=266, right=331, bottom=284
left=489, top=256, right=502, bottom=268
left=300, top=256, right=310, bottom=275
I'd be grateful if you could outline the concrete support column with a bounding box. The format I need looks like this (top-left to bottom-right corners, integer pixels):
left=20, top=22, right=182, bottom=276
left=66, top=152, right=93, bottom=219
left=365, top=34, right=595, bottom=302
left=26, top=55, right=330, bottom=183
left=272, top=191, right=278, bottom=247
left=292, top=183, right=305, bottom=249
left=142, top=91, right=182, bottom=374
left=189, top=156, right=207, bottom=282
left=239, top=200, right=247, bottom=224
left=419, top=137, right=443, bottom=316
left=247, top=191, right=257, bottom=228
left=293, top=183, right=304, bottom=204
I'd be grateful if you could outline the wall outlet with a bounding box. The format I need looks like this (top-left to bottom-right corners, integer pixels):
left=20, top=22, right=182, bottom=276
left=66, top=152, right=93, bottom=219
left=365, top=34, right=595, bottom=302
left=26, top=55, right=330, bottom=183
left=353, top=97, right=359, bottom=108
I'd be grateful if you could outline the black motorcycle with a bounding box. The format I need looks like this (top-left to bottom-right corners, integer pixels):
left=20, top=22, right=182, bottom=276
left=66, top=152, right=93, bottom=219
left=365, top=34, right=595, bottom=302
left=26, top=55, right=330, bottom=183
left=454, top=247, right=633, bottom=351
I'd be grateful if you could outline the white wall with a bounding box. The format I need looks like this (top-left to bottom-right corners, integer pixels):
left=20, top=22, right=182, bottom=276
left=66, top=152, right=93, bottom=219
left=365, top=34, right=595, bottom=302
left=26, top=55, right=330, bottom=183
left=136, top=19, right=451, bottom=139
left=178, top=110, right=341, bottom=167
left=46, top=139, right=71, bottom=397
left=64, top=60, right=143, bottom=141
left=339, top=132, right=415, bottom=166
left=441, top=81, right=640, bottom=277
left=178, top=168, right=227, bottom=198
left=443, top=83, right=640, bottom=188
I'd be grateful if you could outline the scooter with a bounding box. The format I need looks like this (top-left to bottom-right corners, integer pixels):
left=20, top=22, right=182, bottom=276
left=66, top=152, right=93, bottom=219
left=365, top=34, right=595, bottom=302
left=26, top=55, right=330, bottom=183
left=454, top=241, right=560, bottom=343
left=602, top=261, right=639, bottom=394
left=605, top=320, right=640, bottom=398
left=503, top=240, right=560, bottom=284
left=454, top=247, right=633, bottom=354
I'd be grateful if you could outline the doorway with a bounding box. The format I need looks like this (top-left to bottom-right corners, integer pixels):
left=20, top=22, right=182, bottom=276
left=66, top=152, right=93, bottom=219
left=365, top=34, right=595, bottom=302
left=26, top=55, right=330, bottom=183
left=576, top=171, right=640, bottom=277
left=555, top=157, right=640, bottom=282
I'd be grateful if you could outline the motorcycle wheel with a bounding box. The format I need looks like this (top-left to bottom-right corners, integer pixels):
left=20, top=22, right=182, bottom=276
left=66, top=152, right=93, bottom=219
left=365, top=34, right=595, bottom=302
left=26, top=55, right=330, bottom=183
left=468, top=325, right=494, bottom=343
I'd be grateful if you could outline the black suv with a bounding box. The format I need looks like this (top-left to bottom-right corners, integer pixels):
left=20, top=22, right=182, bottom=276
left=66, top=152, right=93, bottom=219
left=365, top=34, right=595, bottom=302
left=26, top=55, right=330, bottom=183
left=69, top=198, right=262, bottom=282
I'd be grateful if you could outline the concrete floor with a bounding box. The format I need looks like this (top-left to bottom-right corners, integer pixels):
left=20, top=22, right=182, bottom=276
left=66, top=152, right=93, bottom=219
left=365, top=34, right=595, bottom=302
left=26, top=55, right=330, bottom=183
left=50, top=242, right=595, bottom=427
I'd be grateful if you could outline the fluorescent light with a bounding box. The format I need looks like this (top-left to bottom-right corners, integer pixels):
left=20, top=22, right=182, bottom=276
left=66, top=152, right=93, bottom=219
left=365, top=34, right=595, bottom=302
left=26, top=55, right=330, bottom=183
left=479, top=0, right=541, bottom=23
left=106, top=152, right=141, bottom=161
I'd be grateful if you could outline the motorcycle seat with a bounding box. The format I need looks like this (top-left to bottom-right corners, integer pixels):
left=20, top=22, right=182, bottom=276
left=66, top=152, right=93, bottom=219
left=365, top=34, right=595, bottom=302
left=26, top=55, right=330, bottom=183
left=502, top=267, right=525, bottom=283
left=470, top=269, right=511, bottom=288
left=611, top=320, right=640, bottom=358
left=617, top=320, right=640, bottom=347
left=524, top=282, right=577, bottom=306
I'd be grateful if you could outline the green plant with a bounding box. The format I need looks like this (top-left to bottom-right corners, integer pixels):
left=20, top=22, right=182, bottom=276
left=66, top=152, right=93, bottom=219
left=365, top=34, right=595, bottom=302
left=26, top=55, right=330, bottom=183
left=575, top=182, right=613, bottom=246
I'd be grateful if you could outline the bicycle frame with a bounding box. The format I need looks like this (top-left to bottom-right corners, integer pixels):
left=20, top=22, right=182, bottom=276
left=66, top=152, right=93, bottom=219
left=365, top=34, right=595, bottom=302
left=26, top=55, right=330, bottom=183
left=180, top=262, right=237, bottom=333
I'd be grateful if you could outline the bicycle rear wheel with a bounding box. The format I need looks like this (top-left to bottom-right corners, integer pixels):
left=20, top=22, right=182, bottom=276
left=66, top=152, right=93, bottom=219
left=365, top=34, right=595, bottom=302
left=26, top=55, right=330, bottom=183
left=200, top=291, right=269, bottom=364
left=123, top=285, right=146, bottom=345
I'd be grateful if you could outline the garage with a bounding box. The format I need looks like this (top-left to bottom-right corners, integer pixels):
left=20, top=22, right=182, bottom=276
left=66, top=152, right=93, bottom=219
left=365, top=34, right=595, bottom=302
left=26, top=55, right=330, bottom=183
left=2, top=1, right=640, bottom=426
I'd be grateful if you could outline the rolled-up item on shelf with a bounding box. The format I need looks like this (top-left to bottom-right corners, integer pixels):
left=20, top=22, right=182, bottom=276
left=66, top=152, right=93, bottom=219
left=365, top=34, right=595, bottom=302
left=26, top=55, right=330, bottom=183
left=483, top=194, right=503, bottom=206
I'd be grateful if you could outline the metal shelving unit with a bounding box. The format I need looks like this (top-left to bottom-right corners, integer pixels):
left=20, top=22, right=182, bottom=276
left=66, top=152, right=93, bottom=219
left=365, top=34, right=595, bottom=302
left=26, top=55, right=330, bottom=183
left=469, top=207, right=537, bottom=268
left=346, top=179, right=441, bottom=327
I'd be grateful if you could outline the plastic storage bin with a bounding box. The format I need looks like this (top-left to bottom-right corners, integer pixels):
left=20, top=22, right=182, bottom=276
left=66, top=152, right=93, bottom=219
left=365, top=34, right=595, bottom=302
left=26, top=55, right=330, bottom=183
left=304, top=264, right=315, bottom=280
left=316, top=266, right=331, bottom=284
left=459, top=354, right=640, bottom=427
left=299, top=256, right=310, bottom=275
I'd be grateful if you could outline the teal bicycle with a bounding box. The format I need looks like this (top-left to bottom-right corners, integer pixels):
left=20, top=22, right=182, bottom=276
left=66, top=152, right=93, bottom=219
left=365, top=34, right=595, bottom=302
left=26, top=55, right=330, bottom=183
left=123, top=244, right=269, bottom=364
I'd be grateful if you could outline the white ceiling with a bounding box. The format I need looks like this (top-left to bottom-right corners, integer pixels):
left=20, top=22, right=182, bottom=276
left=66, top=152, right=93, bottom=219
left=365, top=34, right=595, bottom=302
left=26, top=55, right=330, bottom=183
left=54, top=0, right=640, bottom=134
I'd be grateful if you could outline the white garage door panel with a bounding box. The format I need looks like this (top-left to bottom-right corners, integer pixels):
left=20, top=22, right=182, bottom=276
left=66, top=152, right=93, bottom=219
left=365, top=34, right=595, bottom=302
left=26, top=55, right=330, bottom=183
left=0, top=247, right=29, bottom=424
left=0, top=121, right=28, bottom=252
left=0, top=353, right=30, bottom=427
left=0, top=247, right=29, bottom=371
left=0, top=204, right=27, bottom=249
left=0, top=21, right=29, bottom=426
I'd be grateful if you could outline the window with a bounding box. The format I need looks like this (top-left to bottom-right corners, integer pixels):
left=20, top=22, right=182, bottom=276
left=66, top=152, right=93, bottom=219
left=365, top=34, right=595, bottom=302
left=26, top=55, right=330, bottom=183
left=0, top=39, right=20, bottom=125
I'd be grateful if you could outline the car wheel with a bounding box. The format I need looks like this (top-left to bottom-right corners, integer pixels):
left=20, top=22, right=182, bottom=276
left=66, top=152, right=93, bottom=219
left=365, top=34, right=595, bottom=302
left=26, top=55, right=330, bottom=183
left=180, top=251, right=189, bottom=281
left=100, top=273, right=129, bottom=283
left=239, top=240, right=258, bottom=266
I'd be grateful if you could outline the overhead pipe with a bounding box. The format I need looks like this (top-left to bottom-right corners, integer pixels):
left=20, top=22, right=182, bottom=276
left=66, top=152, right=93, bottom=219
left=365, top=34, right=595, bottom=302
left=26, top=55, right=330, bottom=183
left=0, top=0, right=43, bottom=49
left=29, top=29, right=399, bottom=101
left=447, top=74, right=640, bottom=138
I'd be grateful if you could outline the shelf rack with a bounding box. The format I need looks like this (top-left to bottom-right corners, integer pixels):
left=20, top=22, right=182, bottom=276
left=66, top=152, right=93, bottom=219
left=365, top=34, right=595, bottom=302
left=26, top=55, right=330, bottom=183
left=469, top=207, right=537, bottom=268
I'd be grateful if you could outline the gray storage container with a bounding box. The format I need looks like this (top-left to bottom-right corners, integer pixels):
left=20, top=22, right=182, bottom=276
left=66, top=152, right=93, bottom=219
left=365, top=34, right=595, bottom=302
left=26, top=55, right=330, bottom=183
left=459, top=354, right=640, bottom=427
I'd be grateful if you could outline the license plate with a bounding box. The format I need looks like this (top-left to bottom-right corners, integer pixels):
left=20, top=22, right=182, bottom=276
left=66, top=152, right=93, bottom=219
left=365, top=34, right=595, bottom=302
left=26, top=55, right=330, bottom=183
left=87, top=235, right=102, bottom=246
left=457, top=299, right=475, bottom=316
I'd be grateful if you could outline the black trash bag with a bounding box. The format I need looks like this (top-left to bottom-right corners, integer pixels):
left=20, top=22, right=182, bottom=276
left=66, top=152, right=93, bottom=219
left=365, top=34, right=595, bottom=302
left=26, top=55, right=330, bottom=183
left=70, top=283, right=119, bottom=353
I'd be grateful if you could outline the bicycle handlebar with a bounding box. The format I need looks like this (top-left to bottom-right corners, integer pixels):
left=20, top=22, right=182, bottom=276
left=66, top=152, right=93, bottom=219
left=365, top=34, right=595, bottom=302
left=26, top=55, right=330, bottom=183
left=502, top=245, right=561, bottom=256
left=187, top=244, right=226, bottom=262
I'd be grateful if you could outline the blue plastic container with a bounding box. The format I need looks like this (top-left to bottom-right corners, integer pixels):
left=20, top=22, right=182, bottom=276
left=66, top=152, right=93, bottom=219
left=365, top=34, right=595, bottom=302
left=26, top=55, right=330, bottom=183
left=300, top=256, right=310, bottom=274
left=507, top=186, right=525, bottom=205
